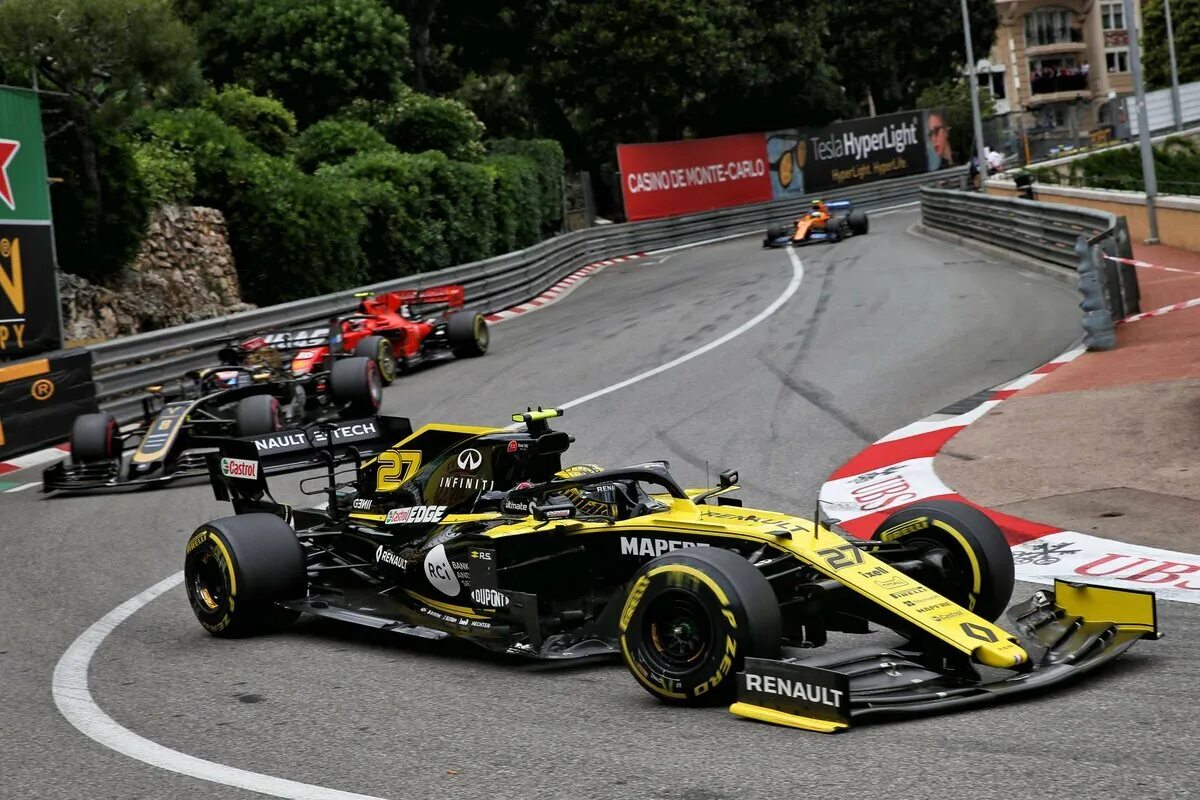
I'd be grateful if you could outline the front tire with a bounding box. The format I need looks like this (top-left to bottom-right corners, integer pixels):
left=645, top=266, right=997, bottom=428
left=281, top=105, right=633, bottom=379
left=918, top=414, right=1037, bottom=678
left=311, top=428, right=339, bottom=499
left=70, top=413, right=120, bottom=463
left=354, top=335, right=397, bottom=385
left=235, top=395, right=281, bottom=437
left=184, top=514, right=305, bottom=638
left=446, top=311, right=489, bottom=358
left=848, top=209, right=869, bottom=235
left=619, top=547, right=781, bottom=706
left=872, top=499, right=1014, bottom=621
left=330, top=356, right=383, bottom=417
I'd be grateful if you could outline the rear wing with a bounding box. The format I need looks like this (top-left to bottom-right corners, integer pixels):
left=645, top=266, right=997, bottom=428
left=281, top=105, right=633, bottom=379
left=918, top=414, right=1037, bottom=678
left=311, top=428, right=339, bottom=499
left=358, top=286, right=465, bottom=317
left=206, top=415, right=413, bottom=504
left=825, top=199, right=853, bottom=211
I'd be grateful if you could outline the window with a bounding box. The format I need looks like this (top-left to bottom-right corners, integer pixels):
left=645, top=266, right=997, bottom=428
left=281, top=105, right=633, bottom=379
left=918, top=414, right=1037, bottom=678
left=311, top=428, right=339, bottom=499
left=1024, top=7, right=1082, bottom=46
left=1106, top=48, right=1130, bottom=73
left=1101, top=1, right=1125, bottom=31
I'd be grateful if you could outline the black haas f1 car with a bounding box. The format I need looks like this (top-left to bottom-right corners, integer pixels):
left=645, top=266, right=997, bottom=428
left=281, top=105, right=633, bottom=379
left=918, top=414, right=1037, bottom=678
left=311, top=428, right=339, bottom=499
left=244, top=285, right=489, bottom=388
left=185, top=409, right=1159, bottom=732
left=763, top=199, right=869, bottom=247
left=44, top=346, right=383, bottom=492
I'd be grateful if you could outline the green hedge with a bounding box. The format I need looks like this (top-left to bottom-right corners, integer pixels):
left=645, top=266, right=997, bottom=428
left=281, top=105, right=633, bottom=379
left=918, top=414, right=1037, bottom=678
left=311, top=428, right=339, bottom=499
left=129, top=105, right=566, bottom=302
left=1033, top=136, right=1200, bottom=195
left=485, top=154, right=541, bottom=252
left=488, top=138, right=564, bottom=235
left=323, top=150, right=449, bottom=280
left=202, top=86, right=296, bottom=157
left=224, top=160, right=369, bottom=303
left=296, top=118, right=394, bottom=172
left=135, top=108, right=367, bottom=303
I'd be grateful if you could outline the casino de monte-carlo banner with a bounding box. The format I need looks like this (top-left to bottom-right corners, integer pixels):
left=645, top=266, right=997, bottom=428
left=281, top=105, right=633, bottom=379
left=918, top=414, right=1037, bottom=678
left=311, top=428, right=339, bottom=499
left=617, top=109, right=949, bottom=221
left=0, top=85, right=61, bottom=359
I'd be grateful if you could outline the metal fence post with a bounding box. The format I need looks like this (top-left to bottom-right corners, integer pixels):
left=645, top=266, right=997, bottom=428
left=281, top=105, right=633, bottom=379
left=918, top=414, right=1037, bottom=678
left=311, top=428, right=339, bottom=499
left=1077, top=236, right=1116, bottom=351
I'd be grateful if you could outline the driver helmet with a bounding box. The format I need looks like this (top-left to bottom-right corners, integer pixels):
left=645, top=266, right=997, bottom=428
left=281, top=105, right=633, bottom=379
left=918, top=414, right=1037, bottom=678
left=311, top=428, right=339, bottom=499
left=553, top=464, right=619, bottom=518
left=202, top=369, right=244, bottom=392
left=810, top=199, right=826, bottom=216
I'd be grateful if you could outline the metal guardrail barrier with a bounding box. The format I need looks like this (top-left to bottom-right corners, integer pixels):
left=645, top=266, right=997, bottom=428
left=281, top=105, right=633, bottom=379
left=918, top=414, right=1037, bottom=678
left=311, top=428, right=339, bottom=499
left=90, top=168, right=965, bottom=422
left=919, top=185, right=1141, bottom=329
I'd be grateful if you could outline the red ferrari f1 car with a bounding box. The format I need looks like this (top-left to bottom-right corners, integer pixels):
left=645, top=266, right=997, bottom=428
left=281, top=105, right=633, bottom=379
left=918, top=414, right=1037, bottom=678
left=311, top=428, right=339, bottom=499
left=234, top=285, right=490, bottom=387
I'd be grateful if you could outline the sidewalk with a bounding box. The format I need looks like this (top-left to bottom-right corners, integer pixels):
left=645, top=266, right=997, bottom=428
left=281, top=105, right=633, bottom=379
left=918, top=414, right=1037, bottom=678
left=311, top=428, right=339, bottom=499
left=936, top=241, right=1200, bottom=554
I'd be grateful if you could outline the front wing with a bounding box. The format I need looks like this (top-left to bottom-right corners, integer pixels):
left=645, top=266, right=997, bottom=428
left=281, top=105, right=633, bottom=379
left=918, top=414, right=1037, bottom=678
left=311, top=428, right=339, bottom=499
left=763, top=231, right=841, bottom=248
left=42, top=450, right=211, bottom=492
left=730, top=580, right=1160, bottom=732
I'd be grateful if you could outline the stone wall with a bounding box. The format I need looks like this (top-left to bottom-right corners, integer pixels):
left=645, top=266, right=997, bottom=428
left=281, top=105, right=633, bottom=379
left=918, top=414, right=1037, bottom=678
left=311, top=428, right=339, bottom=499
left=60, top=205, right=254, bottom=343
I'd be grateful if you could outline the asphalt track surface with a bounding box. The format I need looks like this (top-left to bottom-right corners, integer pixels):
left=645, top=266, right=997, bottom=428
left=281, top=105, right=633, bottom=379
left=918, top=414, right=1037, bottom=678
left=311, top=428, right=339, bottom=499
left=3, top=208, right=1196, bottom=800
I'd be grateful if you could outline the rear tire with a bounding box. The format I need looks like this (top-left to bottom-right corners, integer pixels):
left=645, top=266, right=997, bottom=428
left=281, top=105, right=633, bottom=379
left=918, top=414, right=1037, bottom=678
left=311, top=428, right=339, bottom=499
left=184, top=514, right=305, bottom=638
left=235, top=395, right=280, bottom=437
left=330, top=356, right=382, bottom=417
left=70, top=413, right=120, bottom=463
left=619, top=547, right=781, bottom=706
left=848, top=209, right=869, bottom=235
left=446, top=311, right=489, bottom=358
left=354, top=336, right=397, bottom=385
left=872, top=499, right=1014, bottom=621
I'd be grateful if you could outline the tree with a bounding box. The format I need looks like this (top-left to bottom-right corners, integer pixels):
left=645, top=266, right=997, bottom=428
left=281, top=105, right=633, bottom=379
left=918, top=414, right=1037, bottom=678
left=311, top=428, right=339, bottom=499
left=367, top=92, right=487, bottom=161
left=1143, top=0, right=1200, bottom=89
left=202, top=86, right=296, bottom=157
left=0, top=0, right=200, bottom=278
left=195, top=0, right=411, bottom=126
left=829, top=0, right=998, bottom=117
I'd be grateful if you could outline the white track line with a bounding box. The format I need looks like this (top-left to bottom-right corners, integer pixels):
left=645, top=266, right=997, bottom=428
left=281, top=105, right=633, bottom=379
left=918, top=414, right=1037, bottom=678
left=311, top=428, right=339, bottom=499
left=54, top=244, right=807, bottom=799
left=54, top=573, right=388, bottom=800
left=559, top=249, right=804, bottom=411
left=5, top=481, right=41, bottom=492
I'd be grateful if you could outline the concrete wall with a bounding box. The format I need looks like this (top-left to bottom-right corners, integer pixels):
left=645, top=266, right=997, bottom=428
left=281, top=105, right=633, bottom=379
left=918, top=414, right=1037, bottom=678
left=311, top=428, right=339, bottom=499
left=987, top=179, right=1200, bottom=250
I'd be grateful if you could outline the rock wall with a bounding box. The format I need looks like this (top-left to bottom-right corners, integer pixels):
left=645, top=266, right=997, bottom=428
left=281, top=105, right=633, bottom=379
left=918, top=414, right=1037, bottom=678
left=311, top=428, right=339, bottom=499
left=60, top=205, right=254, bottom=342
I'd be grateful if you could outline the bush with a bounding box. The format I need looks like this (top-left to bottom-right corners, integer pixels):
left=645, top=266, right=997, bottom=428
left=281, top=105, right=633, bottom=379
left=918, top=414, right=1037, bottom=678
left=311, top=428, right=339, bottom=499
left=1034, top=136, right=1200, bottom=195
left=296, top=119, right=394, bottom=172
left=135, top=108, right=367, bottom=302
left=323, top=150, right=448, bottom=280
left=373, top=93, right=487, bottom=162
left=489, top=138, right=564, bottom=235
left=132, top=139, right=196, bottom=206
left=484, top=154, right=541, bottom=252
left=48, top=130, right=151, bottom=283
left=135, top=107, right=262, bottom=206
left=224, top=160, right=369, bottom=303
left=202, top=86, right=296, bottom=157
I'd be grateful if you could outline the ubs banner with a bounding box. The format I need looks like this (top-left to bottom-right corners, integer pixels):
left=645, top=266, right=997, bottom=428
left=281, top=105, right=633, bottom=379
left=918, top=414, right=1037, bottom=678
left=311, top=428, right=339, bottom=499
left=0, top=86, right=61, bottom=359
left=618, top=109, right=954, bottom=221
left=0, top=348, right=97, bottom=460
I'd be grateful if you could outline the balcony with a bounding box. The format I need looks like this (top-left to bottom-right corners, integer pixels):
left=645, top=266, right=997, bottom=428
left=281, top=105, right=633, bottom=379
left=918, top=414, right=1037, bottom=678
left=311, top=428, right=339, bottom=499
left=1026, top=38, right=1086, bottom=57
left=1028, top=68, right=1091, bottom=105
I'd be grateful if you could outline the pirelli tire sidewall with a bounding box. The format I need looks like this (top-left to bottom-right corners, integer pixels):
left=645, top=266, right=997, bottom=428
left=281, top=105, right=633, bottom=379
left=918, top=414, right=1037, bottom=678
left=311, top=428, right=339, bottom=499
left=184, top=513, right=305, bottom=638
left=619, top=547, right=781, bottom=706
left=872, top=499, right=1015, bottom=622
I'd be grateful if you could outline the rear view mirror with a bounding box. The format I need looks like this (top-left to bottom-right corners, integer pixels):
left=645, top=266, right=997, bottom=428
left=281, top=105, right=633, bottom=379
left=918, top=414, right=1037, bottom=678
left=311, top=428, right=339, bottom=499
left=533, top=431, right=571, bottom=456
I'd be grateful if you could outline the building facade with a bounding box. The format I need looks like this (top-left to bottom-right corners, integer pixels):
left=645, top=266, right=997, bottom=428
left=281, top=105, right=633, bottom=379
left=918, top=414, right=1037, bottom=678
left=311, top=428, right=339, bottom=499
left=986, top=0, right=1140, bottom=158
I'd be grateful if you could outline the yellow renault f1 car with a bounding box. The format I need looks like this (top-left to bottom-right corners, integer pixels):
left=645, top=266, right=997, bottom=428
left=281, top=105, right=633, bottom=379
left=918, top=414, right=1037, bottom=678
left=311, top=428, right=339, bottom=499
left=185, top=409, right=1159, bottom=732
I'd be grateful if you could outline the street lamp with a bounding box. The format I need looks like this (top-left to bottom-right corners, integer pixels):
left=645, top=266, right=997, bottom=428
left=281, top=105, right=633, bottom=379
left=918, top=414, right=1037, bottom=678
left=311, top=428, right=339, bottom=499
left=1124, top=0, right=1160, bottom=242
left=1164, top=0, right=1183, bottom=131
left=960, top=0, right=989, bottom=190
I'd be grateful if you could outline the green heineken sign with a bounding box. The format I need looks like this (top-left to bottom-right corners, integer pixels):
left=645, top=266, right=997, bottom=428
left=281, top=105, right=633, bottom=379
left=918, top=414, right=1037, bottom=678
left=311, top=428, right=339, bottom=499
left=0, top=85, right=61, bottom=358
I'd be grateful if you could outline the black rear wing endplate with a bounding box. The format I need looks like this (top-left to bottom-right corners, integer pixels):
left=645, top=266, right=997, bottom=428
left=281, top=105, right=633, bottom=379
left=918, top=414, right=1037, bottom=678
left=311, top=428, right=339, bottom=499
left=205, top=415, right=412, bottom=502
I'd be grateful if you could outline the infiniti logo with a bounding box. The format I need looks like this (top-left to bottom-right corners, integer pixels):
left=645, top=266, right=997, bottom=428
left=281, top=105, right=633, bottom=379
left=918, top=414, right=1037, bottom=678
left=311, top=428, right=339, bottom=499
left=456, top=448, right=482, bottom=471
